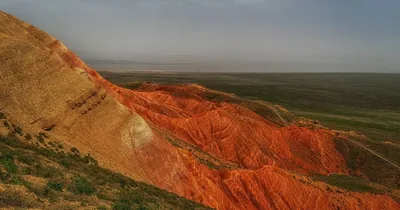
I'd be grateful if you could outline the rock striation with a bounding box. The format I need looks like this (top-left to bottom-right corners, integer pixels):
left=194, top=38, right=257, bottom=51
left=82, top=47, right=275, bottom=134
left=0, top=11, right=398, bottom=210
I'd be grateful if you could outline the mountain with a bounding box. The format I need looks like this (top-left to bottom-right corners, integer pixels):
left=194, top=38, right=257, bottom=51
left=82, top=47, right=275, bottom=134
left=0, top=11, right=399, bottom=209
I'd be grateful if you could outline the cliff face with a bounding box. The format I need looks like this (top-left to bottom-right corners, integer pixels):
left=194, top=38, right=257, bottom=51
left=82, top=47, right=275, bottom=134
left=0, top=11, right=398, bottom=210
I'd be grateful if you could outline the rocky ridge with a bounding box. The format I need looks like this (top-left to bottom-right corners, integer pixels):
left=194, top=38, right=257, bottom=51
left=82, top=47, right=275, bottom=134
left=0, top=11, right=398, bottom=210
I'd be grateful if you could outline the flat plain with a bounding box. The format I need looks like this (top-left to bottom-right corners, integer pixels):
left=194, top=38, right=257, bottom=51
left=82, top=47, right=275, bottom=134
left=101, top=72, right=400, bottom=140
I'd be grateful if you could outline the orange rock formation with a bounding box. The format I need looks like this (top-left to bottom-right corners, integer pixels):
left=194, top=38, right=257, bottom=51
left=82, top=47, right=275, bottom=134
left=0, top=11, right=398, bottom=210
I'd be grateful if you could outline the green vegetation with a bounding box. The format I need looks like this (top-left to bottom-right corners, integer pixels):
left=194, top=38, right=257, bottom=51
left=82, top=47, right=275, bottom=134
left=334, top=138, right=399, bottom=190
left=0, top=188, right=39, bottom=208
left=68, top=176, right=96, bottom=195
left=112, top=189, right=145, bottom=210
left=24, top=133, right=32, bottom=141
left=36, top=132, right=49, bottom=143
left=47, top=179, right=64, bottom=191
left=70, top=147, right=80, bottom=156
left=3, top=121, right=9, bottom=129
left=13, top=125, right=23, bottom=136
left=314, top=174, right=379, bottom=193
left=0, top=151, right=18, bottom=174
left=0, top=133, right=212, bottom=209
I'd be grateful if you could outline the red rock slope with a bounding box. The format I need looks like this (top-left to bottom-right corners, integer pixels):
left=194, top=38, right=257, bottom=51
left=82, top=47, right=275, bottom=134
left=0, top=11, right=398, bottom=210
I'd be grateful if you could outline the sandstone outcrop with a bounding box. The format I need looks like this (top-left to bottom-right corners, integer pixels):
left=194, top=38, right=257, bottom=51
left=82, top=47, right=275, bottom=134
left=0, top=11, right=398, bottom=210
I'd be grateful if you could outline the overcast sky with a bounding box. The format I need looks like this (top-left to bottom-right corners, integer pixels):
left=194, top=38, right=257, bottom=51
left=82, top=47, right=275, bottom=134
left=1, top=0, right=400, bottom=72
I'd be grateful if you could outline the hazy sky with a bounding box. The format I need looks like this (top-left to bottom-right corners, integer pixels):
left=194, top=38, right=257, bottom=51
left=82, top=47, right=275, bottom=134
left=1, top=0, right=400, bottom=72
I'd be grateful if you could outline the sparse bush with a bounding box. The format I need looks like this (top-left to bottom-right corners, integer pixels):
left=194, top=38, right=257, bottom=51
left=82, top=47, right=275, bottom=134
left=112, top=189, right=144, bottom=210
left=48, top=197, right=59, bottom=203
left=28, top=185, right=52, bottom=197
left=314, top=174, right=379, bottom=193
left=112, top=202, right=131, bottom=210
left=83, top=153, right=98, bottom=166
left=9, top=174, right=29, bottom=186
left=96, top=191, right=114, bottom=201
left=138, top=205, right=148, bottom=210
left=0, top=188, right=40, bottom=208
left=36, top=135, right=44, bottom=143
left=5, top=132, right=18, bottom=142
left=0, top=112, right=5, bottom=119
left=39, top=132, right=49, bottom=138
left=47, top=179, right=64, bottom=191
left=0, top=152, right=18, bottom=174
left=60, top=158, right=72, bottom=168
left=33, top=164, right=62, bottom=178
left=3, top=121, right=10, bottom=129
left=68, top=176, right=96, bottom=195
left=119, top=189, right=142, bottom=204
left=17, top=154, right=35, bottom=165
left=70, top=147, right=80, bottom=156
left=36, top=132, right=49, bottom=143
left=0, top=170, right=10, bottom=181
left=97, top=205, right=108, bottom=210
left=0, top=134, right=211, bottom=210
left=13, top=125, right=23, bottom=136
left=21, top=167, right=32, bottom=175
left=24, top=133, right=32, bottom=141
left=0, top=172, right=26, bottom=186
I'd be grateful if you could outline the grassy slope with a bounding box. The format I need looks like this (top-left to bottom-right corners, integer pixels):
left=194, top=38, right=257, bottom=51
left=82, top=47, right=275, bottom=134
left=0, top=115, right=211, bottom=210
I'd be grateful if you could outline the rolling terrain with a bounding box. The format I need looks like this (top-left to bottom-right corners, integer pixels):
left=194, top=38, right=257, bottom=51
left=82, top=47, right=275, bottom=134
left=0, top=11, right=399, bottom=210
left=102, top=72, right=400, bottom=192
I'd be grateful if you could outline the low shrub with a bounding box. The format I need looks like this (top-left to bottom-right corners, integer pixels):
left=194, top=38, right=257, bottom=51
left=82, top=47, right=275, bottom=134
left=0, top=152, right=18, bottom=174
left=0, top=188, right=40, bottom=208
left=112, top=202, right=131, bottom=210
left=314, top=174, right=379, bottom=193
left=60, top=158, right=72, bottom=168
left=36, top=132, right=49, bottom=143
left=97, top=205, right=108, bottom=210
left=83, top=154, right=98, bottom=166
left=32, top=164, right=62, bottom=178
left=47, top=179, right=64, bottom=191
left=111, top=189, right=144, bottom=210
left=28, top=185, right=52, bottom=197
left=39, top=132, right=49, bottom=138
left=3, top=121, right=10, bottom=129
left=17, top=153, right=35, bottom=165
left=68, top=176, right=96, bottom=195
left=70, top=147, right=80, bottom=156
left=24, top=134, right=32, bottom=141
left=36, top=135, right=44, bottom=143
left=13, top=126, right=23, bottom=136
left=21, top=167, right=32, bottom=175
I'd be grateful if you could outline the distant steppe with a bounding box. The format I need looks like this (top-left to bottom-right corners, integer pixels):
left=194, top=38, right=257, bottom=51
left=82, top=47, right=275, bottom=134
left=100, top=72, right=400, bottom=138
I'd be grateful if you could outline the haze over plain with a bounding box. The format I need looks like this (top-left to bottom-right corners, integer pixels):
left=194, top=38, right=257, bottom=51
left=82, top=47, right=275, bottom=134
left=1, top=0, right=399, bottom=72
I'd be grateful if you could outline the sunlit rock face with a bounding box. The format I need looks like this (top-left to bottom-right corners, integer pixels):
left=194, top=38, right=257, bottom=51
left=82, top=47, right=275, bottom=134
left=0, top=11, right=398, bottom=210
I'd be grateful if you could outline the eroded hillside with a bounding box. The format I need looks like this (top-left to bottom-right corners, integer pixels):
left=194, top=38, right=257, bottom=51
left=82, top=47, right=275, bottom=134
left=0, top=11, right=399, bottom=210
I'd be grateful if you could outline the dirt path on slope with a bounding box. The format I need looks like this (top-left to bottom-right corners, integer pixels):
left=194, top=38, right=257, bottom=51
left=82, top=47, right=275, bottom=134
left=253, top=100, right=288, bottom=125
left=347, top=138, right=400, bottom=170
